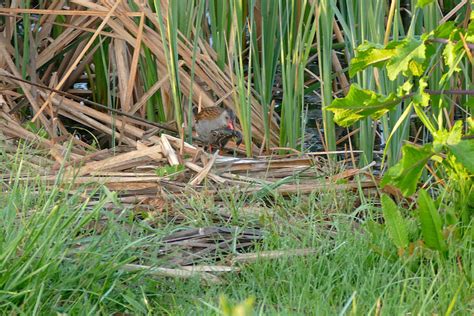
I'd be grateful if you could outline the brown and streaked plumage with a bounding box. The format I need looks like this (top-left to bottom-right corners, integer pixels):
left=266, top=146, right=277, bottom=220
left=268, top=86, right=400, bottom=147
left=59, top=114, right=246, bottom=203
left=209, top=128, right=242, bottom=149
left=193, top=106, right=242, bottom=149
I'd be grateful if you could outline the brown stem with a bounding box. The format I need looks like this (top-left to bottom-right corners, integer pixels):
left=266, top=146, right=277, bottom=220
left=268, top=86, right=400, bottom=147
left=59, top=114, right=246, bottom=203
left=429, top=38, right=474, bottom=51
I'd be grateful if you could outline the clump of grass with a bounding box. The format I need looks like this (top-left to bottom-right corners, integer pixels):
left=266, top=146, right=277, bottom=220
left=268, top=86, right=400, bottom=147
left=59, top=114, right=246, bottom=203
left=165, top=187, right=472, bottom=315
left=150, top=191, right=469, bottom=314
left=0, top=148, right=175, bottom=314
left=0, top=147, right=471, bottom=314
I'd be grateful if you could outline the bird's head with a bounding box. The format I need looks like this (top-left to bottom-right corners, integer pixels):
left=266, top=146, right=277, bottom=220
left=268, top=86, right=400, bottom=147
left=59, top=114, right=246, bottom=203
left=220, top=108, right=236, bottom=130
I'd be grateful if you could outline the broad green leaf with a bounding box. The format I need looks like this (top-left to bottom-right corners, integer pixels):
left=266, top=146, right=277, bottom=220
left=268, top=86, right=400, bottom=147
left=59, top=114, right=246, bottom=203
left=467, top=117, right=474, bottom=134
left=417, top=190, right=447, bottom=252
left=326, top=84, right=401, bottom=127
left=446, top=120, right=464, bottom=145
left=349, top=38, right=427, bottom=80
left=416, top=0, right=436, bottom=8
left=467, top=18, right=474, bottom=41
left=397, top=80, right=413, bottom=95
left=433, top=120, right=463, bottom=152
left=381, top=143, right=434, bottom=196
left=448, top=139, right=474, bottom=173
left=413, top=77, right=430, bottom=107
left=381, top=194, right=409, bottom=250
left=386, top=38, right=426, bottom=80
left=349, top=42, right=394, bottom=77
left=433, top=21, right=457, bottom=39
left=443, top=41, right=463, bottom=73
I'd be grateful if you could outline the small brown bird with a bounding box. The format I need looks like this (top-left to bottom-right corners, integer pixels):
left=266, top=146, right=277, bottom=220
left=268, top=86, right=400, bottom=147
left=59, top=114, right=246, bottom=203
left=193, top=106, right=242, bottom=150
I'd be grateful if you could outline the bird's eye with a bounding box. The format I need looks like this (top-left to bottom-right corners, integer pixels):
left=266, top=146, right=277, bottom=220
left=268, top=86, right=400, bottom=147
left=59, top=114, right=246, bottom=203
left=225, top=116, right=229, bottom=120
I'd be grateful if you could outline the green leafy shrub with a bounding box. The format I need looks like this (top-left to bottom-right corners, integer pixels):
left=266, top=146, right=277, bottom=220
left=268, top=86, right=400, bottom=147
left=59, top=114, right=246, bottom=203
left=326, top=14, right=473, bottom=257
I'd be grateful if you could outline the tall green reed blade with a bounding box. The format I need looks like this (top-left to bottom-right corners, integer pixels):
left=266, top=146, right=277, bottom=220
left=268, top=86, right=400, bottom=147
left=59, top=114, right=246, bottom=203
left=154, top=0, right=183, bottom=137
left=317, top=0, right=336, bottom=153
left=169, top=0, right=205, bottom=140
left=181, top=0, right=206, bottom=142
left=356, top=0, right=376, bottom=165
left=251, top=0, right=281, bottom=151
left=208, top=0, right=232, bottom=70
left=379, top=0, right=411, bottom=166
left=140, top=49, right=165, bottom=122
left=229, top=0, right=253, bottom=156
left=367, top=0, right=409, bottom=167
left=176, top=0, right=199, bottom=38
left=278, top=0, right=317, bottom=151
left=334, top=0, right=408, bottom=166
left=91, top=35, right=117, bottom=148
left=129, top=0, right=165, bottom=122
left=91, top=37, right=110, bottom=107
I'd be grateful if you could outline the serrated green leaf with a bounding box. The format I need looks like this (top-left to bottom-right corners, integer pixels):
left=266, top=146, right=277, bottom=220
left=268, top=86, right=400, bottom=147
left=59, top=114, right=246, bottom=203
left=326, top=84, right=401, bottom=127
left=413, top=77, right=430, bottom=107
left=448, top=139, right=474, bottom=173
left=433, top=120, right=463, bottom=152
left=386, top=38, right=426, bottom=80
left=433, top=21, right=457, bottom=39
left=349, top=42, right=394, bottom=77
left=467, top=19, right=474, bottom=41
left=397, top=80, right=414, bottom=95
left=443, top=41, right=463, bottom=73
left=416, top=0, right=436, bottom=8
left=467, top=117, right=474, bottom=134
left=381, top=143, right=434, bottom=196
left=417, top=190, right=447, bottom=252
left=381, top=194, right=409, bottom=250
left=446, top=120, right=464, bottom=145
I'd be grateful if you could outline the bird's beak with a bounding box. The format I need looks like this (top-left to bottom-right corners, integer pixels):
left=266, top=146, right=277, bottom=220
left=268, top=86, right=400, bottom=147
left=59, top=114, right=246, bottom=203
left=227, top=120, right=235, bottom=130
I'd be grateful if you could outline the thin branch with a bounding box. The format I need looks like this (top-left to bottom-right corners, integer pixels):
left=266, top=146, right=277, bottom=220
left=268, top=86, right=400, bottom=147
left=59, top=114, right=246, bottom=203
left=429, top=38, right=474, bottom=51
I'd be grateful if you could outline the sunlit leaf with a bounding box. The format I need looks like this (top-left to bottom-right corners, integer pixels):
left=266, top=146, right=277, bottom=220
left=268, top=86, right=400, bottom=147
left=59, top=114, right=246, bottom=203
left=433, top=21, right=457, bottom=39
left=443, top=41, right=463, bottom=73
left=381, top=194, right=409, bottom=251
left=381, top=143, right=434, bottom=196
left=413, top=77, right=430, bottom=107
left=386, top=38, right=426, bottom=80
left=417, top=190, right=447, bottom=252
left=433, top=120, right=463, bottom=152
left=467, top=116, right=474, bottom=134
left=349, top=42, right=394, bottom=77
left=467, top=18, right=474, bottom=41
left=326, top=84, right=401, bottom=127
left=448, top=139, right=474, bottom=173
left=397, top=80, right=414, bottom=95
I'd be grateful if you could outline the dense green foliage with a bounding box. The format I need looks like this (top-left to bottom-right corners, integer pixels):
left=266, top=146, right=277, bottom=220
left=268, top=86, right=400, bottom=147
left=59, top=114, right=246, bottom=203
left=327, top=13, right=473, bottom=264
